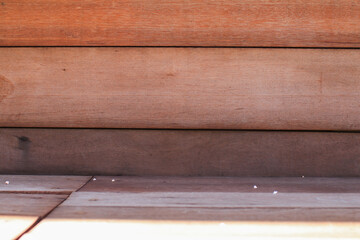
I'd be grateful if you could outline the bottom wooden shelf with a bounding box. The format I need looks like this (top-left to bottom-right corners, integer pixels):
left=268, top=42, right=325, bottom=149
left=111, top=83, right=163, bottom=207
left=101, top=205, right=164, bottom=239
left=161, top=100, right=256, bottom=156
left=3, top=176, right=357, bottom=239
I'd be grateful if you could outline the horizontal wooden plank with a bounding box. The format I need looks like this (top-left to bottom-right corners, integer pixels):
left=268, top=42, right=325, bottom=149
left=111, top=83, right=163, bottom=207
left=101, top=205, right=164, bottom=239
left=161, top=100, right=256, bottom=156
left=0, top=175, right=91, bottom=194
left=0, top=193, right=66, bottom=239
left=47, top=206, right=360, bottom=222
left=1, top=128, right=359, bottom=176
left=81, top=176, right=360, bottom=193
left=21, top=176, right=360, bottom=239
left=0, top=193, right=67, bottom=216
left=1, top=0, right=360, bottom=47
left=81, top=177, right=360, bottom=193
left=63, top=192, right=360, bottom=208
left=1, top=48, right=360, bottom=130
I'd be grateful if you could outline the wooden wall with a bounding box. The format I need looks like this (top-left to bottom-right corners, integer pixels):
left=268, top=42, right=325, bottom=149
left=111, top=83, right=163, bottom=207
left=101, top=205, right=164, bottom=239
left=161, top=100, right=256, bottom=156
left=1, top=0, right=359, bottom=176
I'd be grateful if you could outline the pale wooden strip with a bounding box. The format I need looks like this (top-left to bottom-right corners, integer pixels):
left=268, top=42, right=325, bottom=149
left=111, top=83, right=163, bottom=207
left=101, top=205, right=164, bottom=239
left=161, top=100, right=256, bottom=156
left=0, top=215, right=38, bottom=240
left=62, top=192, right=360, bottom=208
left=48, top=206, right=360, bottom=222
left=0, top=175, right=91, bottom=194
left=82, top=177, right=360, bottom=193
left=1, top=48, right=360, bottom=130
left=1, top=128, right=359, bottom=176
left=22, top=219, right=360, bottom=240
left=1, top=0, right=360, bottom=47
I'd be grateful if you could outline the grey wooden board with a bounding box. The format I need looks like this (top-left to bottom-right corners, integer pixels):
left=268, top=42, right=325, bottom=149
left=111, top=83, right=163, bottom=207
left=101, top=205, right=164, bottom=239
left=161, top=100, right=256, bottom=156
left=0, top=193, right=67, bottom=216
left=1, top=128, right=360, bottom=177
left=62, top=192, right=360, bottom=208
left=48, top=206, right=360, bottom=222
left=0, top=175, right=91, bottom=194
left=82, top=176, right=360, bottom=193
left=21, top=177, right=360, bottom=240
left=0, top=193, right=67, bottom=239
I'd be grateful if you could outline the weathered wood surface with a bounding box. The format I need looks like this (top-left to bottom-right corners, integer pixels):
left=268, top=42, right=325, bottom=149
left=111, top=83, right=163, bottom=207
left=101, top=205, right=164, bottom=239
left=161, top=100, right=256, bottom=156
left=1, top=48, right=360, bottom=130
left=0, top=175, right=91, bottom=194
left=0, top=193, right=67, bottom=216
left=22, top=177, right=360, bottom=239
left=47, top=206, right=360, bottom=222
left=62, top=192, right=360, bottom=208
left=1, top=0, right=360, bottom=47
left=1, top=128, right=359, bottom=176
left=81, top=177, right=360, bottom=193
left=0, top=193, right=67, bottom=239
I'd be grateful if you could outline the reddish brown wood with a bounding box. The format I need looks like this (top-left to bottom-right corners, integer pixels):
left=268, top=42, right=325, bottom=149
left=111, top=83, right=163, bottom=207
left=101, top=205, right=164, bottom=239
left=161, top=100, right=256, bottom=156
left=1, top=48, right=360, bottom=130
left=1, top=0, right=360, bottom=47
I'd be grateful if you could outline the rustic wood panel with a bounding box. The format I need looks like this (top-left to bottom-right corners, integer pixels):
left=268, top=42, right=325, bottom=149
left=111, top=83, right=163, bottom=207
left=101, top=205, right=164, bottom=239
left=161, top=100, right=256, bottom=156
left=47, top=206, right=360, bottom=222
left=1, top=48, right=360, bottom=130
left=63, top=192, right=360, bottom=208
left=1, top=128, right=359, bottom=176
left=0, top=193, right=67, bottom=239
left=22, top=177, right=360, bottom=239
left=0, top=175, right=89, bottom=239
left=1, top=0, right=360, bottom=47
left=0, top=193, right=67, bottom=216
left=81, top=177, right=360, bottom=193
left=0, top=175, right=91, bottom=194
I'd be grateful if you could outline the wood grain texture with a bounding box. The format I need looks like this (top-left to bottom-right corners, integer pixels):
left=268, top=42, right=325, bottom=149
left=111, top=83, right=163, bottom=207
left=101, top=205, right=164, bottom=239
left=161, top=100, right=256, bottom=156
left=1, top=128, right=359, bottom=176
left=0, top=175, right=91, bottom=194
left=81, top=177, right=360, bottom=193
left=0, top=193, right=66, bottom=239
left=48, top=206, right=360, bottom=222
left=1, top=48, right=360, bottom=130
left=22, top=177, right=360, bottom=239
left=1, top=0, right=360, bottom=47
left=0, top=193, right=67, bottom=216
left=63, top=192, right=360, bottom=208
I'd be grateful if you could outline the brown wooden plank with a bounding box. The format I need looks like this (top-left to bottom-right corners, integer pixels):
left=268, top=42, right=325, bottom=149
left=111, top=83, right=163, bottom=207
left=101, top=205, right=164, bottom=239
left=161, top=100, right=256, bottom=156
left=81, top=177, right=360, bottom=193
left=0, top=193, right=67, bottom=239
left=22, top=177, right=360, bottom=239
left=0, top=193, right=67, bottom=216
left=0, top=175, right=91, bottom=194
left=1, top=48, right=360, bottom=130
left=1, top=0, right=360, bottom=47
left=1, top=128, right=359, bottom=176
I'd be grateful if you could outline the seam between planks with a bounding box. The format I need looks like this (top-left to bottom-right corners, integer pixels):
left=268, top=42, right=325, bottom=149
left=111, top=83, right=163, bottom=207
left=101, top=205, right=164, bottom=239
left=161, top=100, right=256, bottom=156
left=15, top=176, right=93, bottom=239
left=1, top=46, right=360, bottom=49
